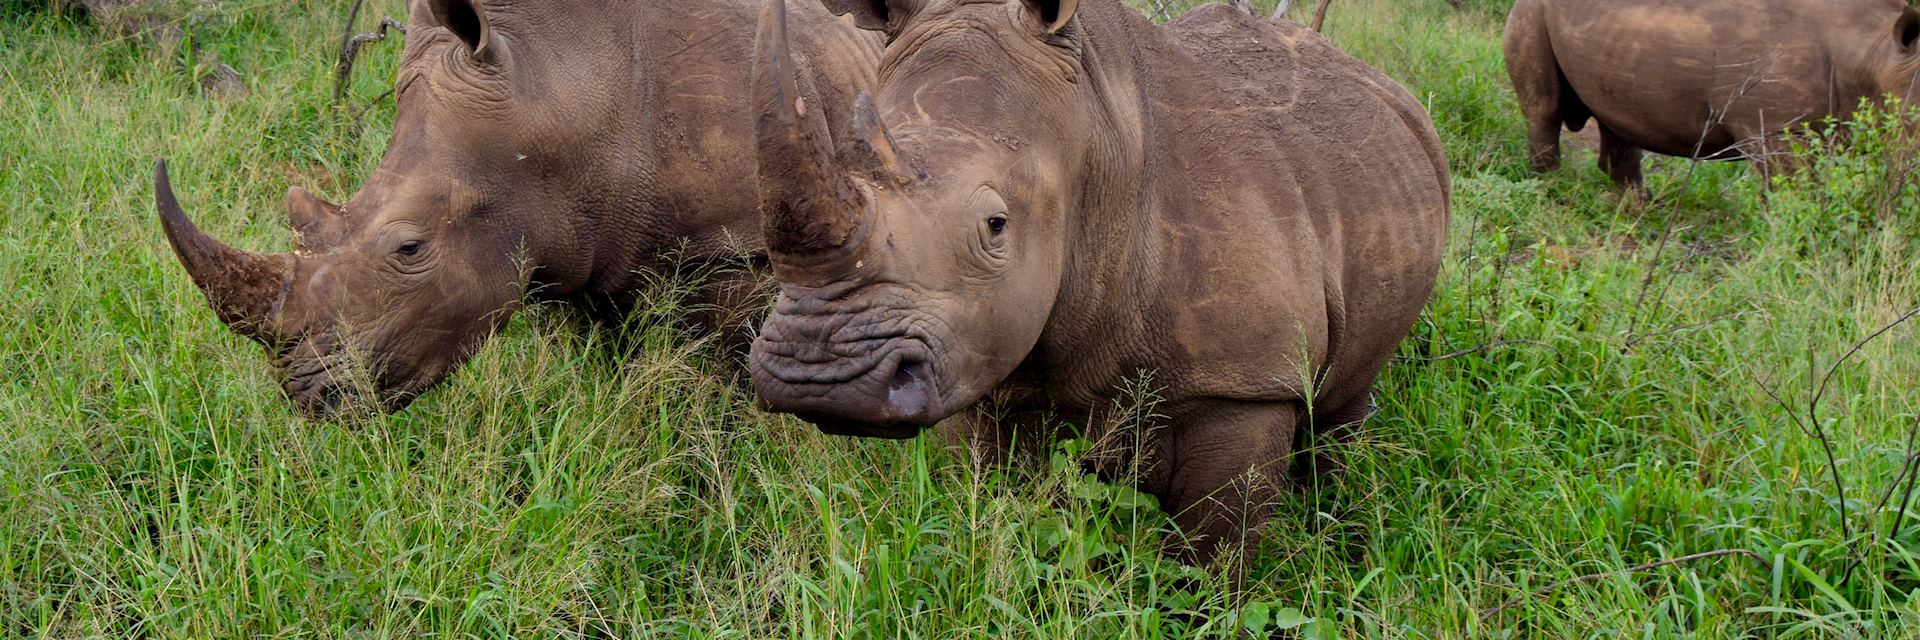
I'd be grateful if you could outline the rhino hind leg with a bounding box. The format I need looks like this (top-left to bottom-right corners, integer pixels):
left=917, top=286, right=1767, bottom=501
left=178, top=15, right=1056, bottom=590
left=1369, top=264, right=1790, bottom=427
left=1598, top=124, right=1648, bottom=195
left=1289, top=393, right=1377, bottom=488
left=1503, top=0, right=1578, bottom=172
left=1152, top=400, right=1301, bottom=577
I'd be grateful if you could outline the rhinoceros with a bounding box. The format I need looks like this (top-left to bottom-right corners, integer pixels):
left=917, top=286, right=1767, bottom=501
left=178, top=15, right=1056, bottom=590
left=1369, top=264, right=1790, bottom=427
left=747, top=0, right=1449, bottom=562
left=157, top=0, right=880, bottom=417
left=1505, top=0, right=1920, bottom=189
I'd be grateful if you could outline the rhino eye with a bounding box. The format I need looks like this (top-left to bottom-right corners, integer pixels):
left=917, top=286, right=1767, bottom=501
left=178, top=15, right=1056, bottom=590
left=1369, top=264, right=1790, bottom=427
left=987, top=214, right=1009, bottom=235
left=397, top=240, right=423, bottom=257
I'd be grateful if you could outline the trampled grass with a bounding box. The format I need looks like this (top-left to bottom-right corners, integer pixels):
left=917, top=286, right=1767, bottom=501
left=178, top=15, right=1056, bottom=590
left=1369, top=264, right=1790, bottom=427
left=4, top=0, right=1919, bottom=637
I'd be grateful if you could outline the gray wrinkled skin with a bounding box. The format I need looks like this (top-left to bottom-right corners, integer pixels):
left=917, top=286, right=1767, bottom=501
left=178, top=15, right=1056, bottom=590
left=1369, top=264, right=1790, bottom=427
left=157, top=0, right=880, bottom=417
left=750, top=0, right=1450, bottom=566
left=1506, top=0, right=1920, bottom=189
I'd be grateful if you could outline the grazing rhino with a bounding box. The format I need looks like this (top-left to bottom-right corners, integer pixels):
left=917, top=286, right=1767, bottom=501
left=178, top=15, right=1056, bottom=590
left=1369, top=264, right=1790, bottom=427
left=747, top=0, right=1449, bottom=563
left=157, top=0, right=880, bottom=417
left=1505, top=0, right=1920, bottom=190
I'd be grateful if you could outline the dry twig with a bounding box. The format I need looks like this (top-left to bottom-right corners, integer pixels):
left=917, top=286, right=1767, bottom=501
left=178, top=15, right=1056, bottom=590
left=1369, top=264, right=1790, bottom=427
left=1749, top=305, right=1920, bottom=587
left=333, top=0, right=406, bottom=103
left=1311, top=0, right=1332, bottom=31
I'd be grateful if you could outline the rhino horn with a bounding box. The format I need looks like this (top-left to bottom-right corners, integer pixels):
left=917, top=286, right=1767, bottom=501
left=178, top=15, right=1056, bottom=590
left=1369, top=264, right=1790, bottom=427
left=842, top=93, right=917, bottom=185
left=285, top=185, right=343, bottom=253
left=155, top=160, right=294, bottom=343
left=753, top=0, right=868, bottom=259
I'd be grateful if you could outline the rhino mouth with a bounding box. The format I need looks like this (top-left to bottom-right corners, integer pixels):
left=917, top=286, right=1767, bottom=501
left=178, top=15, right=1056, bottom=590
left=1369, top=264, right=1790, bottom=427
left=750, top=302, right=947, bottom=439
left=280, top=353, right=339, bottom=417
left=274, top=338, right=425, bottom=419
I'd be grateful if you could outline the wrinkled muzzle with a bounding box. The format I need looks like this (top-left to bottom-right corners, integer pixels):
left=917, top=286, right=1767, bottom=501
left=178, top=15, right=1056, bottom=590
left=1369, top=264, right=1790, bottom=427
left=749, top=290, right=943, bottom=439
left=272, top=332, right=416, bottom=420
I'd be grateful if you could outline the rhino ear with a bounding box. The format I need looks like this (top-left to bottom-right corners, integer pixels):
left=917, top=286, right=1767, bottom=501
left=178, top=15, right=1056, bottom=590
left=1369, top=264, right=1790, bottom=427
left=427, top=0, right=494, bottom=60
left=821, top=0, right=918, bottom=34
left=1899, top=9, right=1919, bottom=53
left=406, top=0, right=434, bottom=25
left=1023, top=0, right=1078, bottom=34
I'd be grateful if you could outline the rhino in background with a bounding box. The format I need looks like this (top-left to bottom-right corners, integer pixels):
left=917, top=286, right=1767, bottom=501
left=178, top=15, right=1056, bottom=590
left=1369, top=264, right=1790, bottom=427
left=157, top=0, right=880, bottom=417
left=1505, top=0, right=1920, bottom=190
left=748, top=0, right=1449, bottom=563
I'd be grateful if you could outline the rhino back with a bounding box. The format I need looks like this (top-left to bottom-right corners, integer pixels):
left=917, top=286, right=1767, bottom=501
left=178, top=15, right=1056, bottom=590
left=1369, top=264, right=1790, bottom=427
left=1539, top=0, right=1885, bottom=157
left=1122, top=5, right=1449, bottom=407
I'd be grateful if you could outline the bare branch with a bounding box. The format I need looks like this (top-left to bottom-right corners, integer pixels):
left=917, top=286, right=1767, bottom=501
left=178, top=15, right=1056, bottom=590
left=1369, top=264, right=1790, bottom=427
left=1745, top=306, right=1920, bottom=587
left=1812, top=306, right=1920, bottom=417
left=1311, top=0, right=1332, bottom=31
left=1890, top=421, right=1920, bottom=552
left=1147, top=0, right=1173, bottom=22
left=1870, top=415, right=1920, bottom=526
left=333, top=0, right=407, bottom=104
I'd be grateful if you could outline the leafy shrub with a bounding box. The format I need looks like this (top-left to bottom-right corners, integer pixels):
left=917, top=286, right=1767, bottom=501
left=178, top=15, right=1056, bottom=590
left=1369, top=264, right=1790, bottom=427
left=1752, top=99, right=1920, bottom=255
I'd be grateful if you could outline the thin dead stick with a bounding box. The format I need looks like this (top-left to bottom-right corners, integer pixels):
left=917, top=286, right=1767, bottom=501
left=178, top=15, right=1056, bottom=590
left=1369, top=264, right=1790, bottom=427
left=332, top=0, right=364, bottom=102
left=333, top=0, right=407, bottom=103
left=1311, top=0, right=1332, bottom=31
left=1147, top=0, right=1173, bottom=22
left=1815, top=306, right=1920, bottom=583
left=1870, top=415, right=1920, bottom=523
left=1890, top=424, right=1920, bottom=551
left=1479, top=549, right=1769, bottom=622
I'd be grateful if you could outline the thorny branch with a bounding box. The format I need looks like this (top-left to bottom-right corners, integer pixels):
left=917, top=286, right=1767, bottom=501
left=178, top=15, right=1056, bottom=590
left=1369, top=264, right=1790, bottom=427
left=1749, top=305, right=1920, bottom=588
left=1888, top=417, right=1920, bottom=560
left=1868, top=416, right=1920, bottom=561
left=1478, top=549, right=1770, bottom=622
left=333, top=0, right=406, bottom=103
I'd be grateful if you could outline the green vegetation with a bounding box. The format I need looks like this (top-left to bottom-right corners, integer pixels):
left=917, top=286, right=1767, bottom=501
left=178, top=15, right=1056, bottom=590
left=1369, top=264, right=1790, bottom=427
left=4, top=0, right=1918, bottom=636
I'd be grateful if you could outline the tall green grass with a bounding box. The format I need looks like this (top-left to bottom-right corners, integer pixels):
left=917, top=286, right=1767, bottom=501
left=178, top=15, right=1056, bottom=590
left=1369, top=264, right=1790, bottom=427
left=4, top=0, right=1919, bottom=637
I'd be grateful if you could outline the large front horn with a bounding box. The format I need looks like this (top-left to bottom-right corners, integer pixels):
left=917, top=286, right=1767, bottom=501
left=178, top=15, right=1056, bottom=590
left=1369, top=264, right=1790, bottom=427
left=155, top=160, right=294, bottom=342
left=753, top=0, right=867, bottom=258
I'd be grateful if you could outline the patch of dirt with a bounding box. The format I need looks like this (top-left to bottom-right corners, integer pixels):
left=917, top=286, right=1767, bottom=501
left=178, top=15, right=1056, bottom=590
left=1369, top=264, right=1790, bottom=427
left=1564, top=125, right=1603, bottom=152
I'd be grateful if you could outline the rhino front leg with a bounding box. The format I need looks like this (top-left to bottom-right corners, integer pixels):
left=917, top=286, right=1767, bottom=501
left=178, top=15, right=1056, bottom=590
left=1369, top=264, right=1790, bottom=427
left=1150, top=400, right=1301, bottom=576
left=1598, top=124, right=1648, bottom=196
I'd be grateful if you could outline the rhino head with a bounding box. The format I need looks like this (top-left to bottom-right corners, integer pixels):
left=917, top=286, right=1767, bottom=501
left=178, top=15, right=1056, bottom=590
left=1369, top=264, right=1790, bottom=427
left=159, top=0, right=610, bottom=418
left=1873, top=2, right=1920, bottom=103
left=748, top=0, right=1089, bottom=438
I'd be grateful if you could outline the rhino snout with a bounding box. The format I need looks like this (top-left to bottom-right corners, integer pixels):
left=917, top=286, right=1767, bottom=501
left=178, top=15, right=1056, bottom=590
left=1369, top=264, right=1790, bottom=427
left=750, top=326, right=943, bottom=439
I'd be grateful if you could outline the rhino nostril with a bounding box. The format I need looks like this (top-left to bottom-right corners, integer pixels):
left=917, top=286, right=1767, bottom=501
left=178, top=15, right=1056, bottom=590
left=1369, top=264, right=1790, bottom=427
left=891, top=360, right=924, bottom=391
left=885, top=359, right=932, bottom=421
